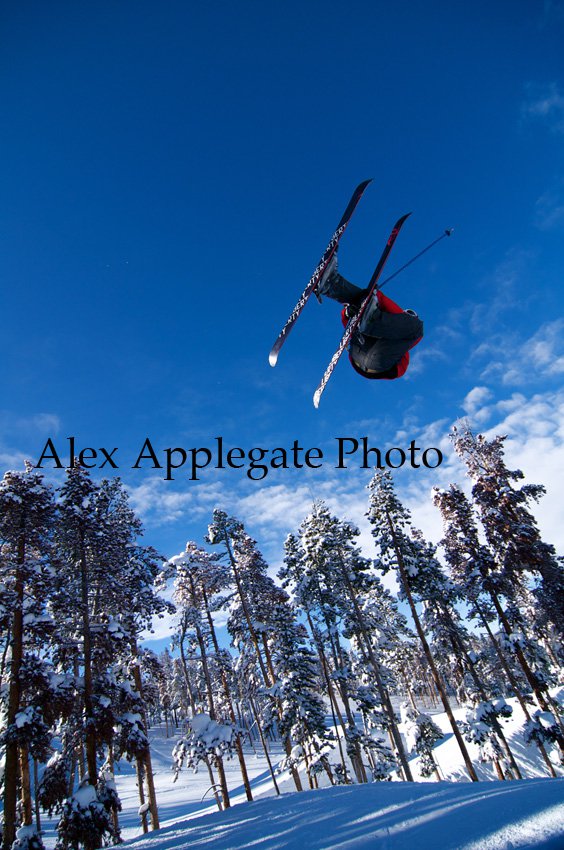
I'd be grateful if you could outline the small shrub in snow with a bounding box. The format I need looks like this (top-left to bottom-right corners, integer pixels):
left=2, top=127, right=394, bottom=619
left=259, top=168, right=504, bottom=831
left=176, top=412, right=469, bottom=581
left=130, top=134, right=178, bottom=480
left=55, top=780, right=120, bottom=850
left=11, top=825, right=45, bottom=850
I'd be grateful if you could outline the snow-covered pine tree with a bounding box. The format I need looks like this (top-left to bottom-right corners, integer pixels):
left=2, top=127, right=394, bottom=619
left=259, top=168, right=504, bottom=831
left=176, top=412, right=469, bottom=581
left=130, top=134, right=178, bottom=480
left=400, top=702, right=444, bottom=780
left=281, top=501, right=413, bottom=782
left=170, top=542, right=254, bottom=799
left=50, top=468, right=167, bottom=846
left=259, top=581, right=335, bottom=788
left=451, top=427, right=564, bottom=639
left=278, top=534, right=352, bottom=784
left=0, top=466, right=55, bottom=850
left=450, top=431, right=564, bottom=758
left=93, top=477, right=169, bottom=831
left=368, top=471, right=479, bottom=782
left=207, top=510, right=311, bottom=792
left=433, top=482, right=560, bottom=777
left=408, top=527, right=520, bottom=779
left=169, top=541, right=238, bottom=809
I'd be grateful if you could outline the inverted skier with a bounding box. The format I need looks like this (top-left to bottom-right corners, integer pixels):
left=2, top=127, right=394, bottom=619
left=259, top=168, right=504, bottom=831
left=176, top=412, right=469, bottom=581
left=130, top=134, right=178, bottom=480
left=316, top=253, right=423, bottom=380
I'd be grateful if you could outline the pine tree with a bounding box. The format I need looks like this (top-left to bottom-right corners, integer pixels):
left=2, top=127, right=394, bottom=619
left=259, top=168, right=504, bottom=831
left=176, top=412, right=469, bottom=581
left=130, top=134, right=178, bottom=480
left=50, top=468, right=166, bottom=846
left=400, top=702, right=444, bottom=779
left=169, top=542, right=236, bottom=808
left=447, top=428, right=564, bottom=758
left=368, top=471, right=479, bottom=782
left=263, top=584, right=335, bottom=788
left=451, top=427, right=564, bottom=638
left=282, top=501, right=413, bottom=782
left=0, top=466, right=55, bottom=850
left=208, top=510, right=316, bottom=792
left=408, top=527, right=520, bottom=779
left=433, top=482, right=560, bottom=777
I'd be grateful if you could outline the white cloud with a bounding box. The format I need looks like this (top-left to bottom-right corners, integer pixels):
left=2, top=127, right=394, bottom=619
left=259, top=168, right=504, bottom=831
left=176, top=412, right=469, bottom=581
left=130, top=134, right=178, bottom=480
left=522, top=82, right=564, bottom=134
left=461, top=386, right=494, bottom=422
left=0, top=411, right=61, bottom=438
left=139, top=386, right=564, bottom=564
left=0, top=411, right=63, bottom=477
left=534, top=187, right=564, bottom=231
left=127, top=477, right=225, bottom=526
left=474, top=320, right=564, bottom=387
left=0, top=449, right=29, bottom=471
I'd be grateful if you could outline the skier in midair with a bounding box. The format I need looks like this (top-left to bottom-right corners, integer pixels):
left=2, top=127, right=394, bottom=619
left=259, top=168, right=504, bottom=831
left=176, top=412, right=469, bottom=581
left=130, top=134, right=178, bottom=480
left=316, top=253, right=423, bottom=380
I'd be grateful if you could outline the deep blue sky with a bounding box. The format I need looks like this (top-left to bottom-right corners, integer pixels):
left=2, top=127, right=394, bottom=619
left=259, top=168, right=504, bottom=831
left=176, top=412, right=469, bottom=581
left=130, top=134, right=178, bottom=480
left=2, top=2, right=564, bottom=623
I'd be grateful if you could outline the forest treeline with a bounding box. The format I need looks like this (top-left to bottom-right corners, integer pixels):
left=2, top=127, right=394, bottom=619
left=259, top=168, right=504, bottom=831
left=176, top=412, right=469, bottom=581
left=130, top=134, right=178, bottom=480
left=1, top=427, right=563, bottom=850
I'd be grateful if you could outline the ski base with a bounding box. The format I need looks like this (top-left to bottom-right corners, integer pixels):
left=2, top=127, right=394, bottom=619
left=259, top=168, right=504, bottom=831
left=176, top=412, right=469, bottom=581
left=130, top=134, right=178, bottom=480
left=269, top=179, right=373, bottom=368
left=313, top=213, right=411, bottom=408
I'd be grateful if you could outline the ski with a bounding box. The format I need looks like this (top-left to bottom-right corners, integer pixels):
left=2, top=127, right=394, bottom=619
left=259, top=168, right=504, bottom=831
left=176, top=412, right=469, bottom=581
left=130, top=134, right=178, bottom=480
left=269, top=179, right=373, bottom=368
left=313, top=212, right=411, bottom=408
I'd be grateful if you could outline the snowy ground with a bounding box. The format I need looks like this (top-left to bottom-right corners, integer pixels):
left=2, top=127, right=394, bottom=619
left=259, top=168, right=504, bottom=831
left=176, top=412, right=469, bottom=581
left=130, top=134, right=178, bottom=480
left=122, top=779, right=564, bottom=850
left=110, top=694, right=564, bottom=850
left=38, top=694, right=564, bottom=849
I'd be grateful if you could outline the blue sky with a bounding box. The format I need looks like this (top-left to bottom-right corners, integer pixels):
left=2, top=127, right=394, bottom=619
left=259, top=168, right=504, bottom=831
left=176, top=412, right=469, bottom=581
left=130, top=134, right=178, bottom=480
left=2, top=2, right=564, bottom=640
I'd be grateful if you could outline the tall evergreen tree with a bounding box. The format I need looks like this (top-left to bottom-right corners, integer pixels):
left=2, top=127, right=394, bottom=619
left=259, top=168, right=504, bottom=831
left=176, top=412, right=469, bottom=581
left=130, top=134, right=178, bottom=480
left=0, top=467, right=55, bottom=850
left=451, top=427, right=564, bottom=640
left=50, top=468, right=166, bottom=846
left=433, top=482, right=561, bottom=776
left=208, top=510, right=328, bottom=792
left=368, top=472, right=479, bottom=782
left=282, top=501, right=413, bottom=782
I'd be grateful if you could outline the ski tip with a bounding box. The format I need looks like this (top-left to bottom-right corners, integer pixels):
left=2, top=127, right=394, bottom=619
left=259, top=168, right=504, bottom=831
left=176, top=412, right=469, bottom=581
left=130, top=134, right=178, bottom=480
left=395, top=211, right=412, bottom=227
left=269, top=350, right=278, bottom=368
left=355, top=178, right=374, bottom=193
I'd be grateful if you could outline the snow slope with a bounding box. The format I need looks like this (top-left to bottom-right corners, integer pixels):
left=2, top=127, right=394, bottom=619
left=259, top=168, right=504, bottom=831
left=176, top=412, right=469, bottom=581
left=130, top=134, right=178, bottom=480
left=123, top=779, right=564, bottom=850
left=36, top=695, right=563, bottom=850
left=109, top=694, right=564, bottom=850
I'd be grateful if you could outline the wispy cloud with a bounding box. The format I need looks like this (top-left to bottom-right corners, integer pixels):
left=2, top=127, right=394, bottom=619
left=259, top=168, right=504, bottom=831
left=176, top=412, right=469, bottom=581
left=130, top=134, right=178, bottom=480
left=0, top=411, right=62, bottom=439
left=464, top=314, right=564, bottom=390
left=534, top=185, right=564, bottom=231
left=522, top=82, right=564, bottom=135
left=127, top=477, right=225, bottom=528
left=123, top=380, right=564, bottom=623
left=0, top=411, right=63, bottom=477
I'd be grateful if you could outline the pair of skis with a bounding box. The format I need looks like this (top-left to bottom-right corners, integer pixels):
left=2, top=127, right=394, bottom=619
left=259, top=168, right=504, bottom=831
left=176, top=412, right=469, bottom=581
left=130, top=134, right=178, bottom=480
left=269, top=180, right=410, bottom=407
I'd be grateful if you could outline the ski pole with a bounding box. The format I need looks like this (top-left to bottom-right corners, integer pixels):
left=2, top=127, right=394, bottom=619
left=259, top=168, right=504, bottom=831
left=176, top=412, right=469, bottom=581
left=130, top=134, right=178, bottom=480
left=377, top=228, right=453, bottom=291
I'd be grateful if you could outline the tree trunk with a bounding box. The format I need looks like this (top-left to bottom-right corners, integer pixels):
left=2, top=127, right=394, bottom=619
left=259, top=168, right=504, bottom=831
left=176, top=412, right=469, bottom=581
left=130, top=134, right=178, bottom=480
left=79, top=532, right=98, bottom=792
left=448, top=627, right=521, bottom=779
left=201, top=582, right=254, bottom=802
left=33, top=756, right=42, bottom=833
left=306, top=614, right=350, bottom=782
left=476, top=602, right=557, bottom=778
left=130, top=641, right=160, bottom=829
left=337, top=553, right=414, bottom=782
left=385, top=510, right=479, bottom=782
left=490, top=591, right=564, bottom=751
left=178, top=626, right=198, bottom=714
left=2, top=531, right=26, bottom=850
left=136, top=758, right=149, bottom=834
left=321, top=609, right=368, bottom=783
left=19, top=745, right=33, bottom=826
left=222, top=532, right=302, bottom=791
left=190, top=604, right=231, bottom=810
left=248, top=694, right=280, bottom=795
